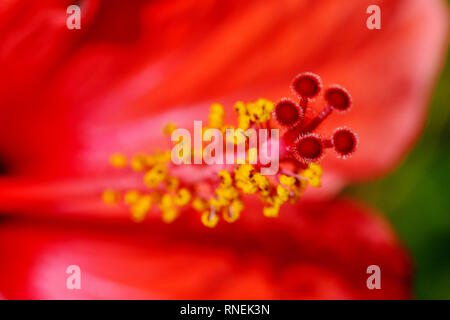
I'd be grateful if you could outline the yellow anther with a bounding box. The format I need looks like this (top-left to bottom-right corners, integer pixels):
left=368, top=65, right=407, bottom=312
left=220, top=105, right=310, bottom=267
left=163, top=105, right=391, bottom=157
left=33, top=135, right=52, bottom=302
left=235, top=165, right=257, bottom=193
left=218, top=170, right=233, bottom=187
left=260, top=189, right=270, bottom=198
left=223, top=199, right=243, bottom=223
left=110, top=153, right=127, bottom=168
left=231, top=199, right=244, bottom=214
left=253, top=173, right=269, bottom=189
left=166, top=177, right=180, bottom=191
left=174, top=188, right=191, bottom=206
left=144, top=164, right=167, bottom=188
left=201, top=211, right=219, bottom=228
left=276, top=185, right=289, bottom=202
left=248, top=147, right=258, bottom=164
left=209, top=103, right=225, bottom=128
left=301, top=166, right=322, bottom=188
left=216, top=186, right=238, bottom=201
left=309, top=163, right=323, bottom=176
left=308, top=176, right=321, bottom=188
left=210, top=196, right=226, bottom=209
left=302, top=169, right=314, bottom=179
left=299, top=179, right=308, bottom=190
left=280, top=175, right=296, bottom=187
left=234, top=101, right=247, bottom=115
left=256, top=98, right=266, bottom=106
left=238, top=114, right=250, bottom=130
left=210, top=103, right=225, bottom=115
left=273, top=195, right=285, bottom=206
left=192, top=198, right=207, bottom=212
left=102, top=189, right=120, bottom=204
left=255, top=99, right=272, bottom=122
left=154, top=150, right=171, bottom=163
left=215, top=188, right=227, bottom=201
left=163, top=122, right=177, bottom=136
left=263, top=204, right=280, bottom=218
left=209, top=116, right=224, bottom=129
left=209, top=111, right=223, bottom=119
left=144, top=155, right=157, bottom=167
left=131, top=154, right=148, bottom=172
left=162, top=208, right=178, bottom=223
left=236, top=180, right=258, bottom=194
left=235, top=164, right=254, bottom=180
left=162, top=150, right=172, bottom=163
left=130, top=195, right=152, bottom=222
left=225, top=187, right=239, bottom=199
left=124, top=190, right=140, bottom=205
left=160, top=193, right=174, bottom=209
left=247, top=101, right=265, bottom=122
left=261, top=98, right=275, bottom=113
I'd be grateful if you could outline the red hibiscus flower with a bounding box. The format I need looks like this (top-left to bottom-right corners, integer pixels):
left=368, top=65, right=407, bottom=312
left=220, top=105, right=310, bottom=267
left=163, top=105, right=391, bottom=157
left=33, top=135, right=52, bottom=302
left=0, top=0, right=447, bottom=299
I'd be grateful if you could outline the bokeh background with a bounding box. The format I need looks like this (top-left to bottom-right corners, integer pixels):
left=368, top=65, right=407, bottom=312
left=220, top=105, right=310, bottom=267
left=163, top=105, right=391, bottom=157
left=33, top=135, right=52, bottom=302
left=346, top=50, right=450, bottom=299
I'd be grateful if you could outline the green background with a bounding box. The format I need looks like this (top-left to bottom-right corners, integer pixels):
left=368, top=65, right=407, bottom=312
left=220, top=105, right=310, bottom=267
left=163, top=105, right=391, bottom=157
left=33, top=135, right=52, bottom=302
left=346, top=51, right=450, bottom=299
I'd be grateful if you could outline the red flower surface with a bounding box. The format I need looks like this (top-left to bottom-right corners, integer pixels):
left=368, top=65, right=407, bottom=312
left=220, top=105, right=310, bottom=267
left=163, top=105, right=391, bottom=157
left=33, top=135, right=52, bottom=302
left=0, top=199, right=410, bottom=299
left=0, top=0, right=447, bottom=299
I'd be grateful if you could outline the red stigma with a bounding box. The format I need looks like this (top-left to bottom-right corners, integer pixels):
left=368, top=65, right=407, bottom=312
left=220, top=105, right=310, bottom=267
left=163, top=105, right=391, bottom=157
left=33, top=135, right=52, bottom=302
left=105, top=72, right=359, bottom=227
left=294, top=134, right=323, bottom=163
left=291, top=72, right=322, bottom=99
left=280, top=72, right=357, bottom=165
left=332, top=127, right=358, bottom=158
left=324, top=85, right=352, bottom=112
left=274, top=99, right=303, bottom=127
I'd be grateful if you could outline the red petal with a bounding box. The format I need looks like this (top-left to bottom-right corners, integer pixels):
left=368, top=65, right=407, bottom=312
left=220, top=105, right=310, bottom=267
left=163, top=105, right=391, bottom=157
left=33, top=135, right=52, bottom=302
left=0, top=0, right=447, bottom=187
left=314, top=0, right=448, bottom=186
left=0, top=198, right=411, bottom=299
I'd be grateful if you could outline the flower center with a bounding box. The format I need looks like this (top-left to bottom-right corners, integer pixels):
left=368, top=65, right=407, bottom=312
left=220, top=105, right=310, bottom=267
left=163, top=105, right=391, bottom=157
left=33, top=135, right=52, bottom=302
left=103, top=72, right=358, bottom=228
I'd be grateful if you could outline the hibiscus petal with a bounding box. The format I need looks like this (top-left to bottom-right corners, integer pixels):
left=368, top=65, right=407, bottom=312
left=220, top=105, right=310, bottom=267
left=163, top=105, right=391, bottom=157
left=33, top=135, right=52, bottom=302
left=58, top=0, right=450, bottom=188
left=0, top=198, right=411, bottom=299
left=0, top=0, right=447, bottom=186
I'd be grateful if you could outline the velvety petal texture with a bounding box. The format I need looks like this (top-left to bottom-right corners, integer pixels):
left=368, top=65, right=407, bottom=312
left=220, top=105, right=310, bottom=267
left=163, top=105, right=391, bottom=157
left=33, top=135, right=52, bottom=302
left=0, top=199, right=410, bottom=299
left=0, top=0, right=447, bottom=187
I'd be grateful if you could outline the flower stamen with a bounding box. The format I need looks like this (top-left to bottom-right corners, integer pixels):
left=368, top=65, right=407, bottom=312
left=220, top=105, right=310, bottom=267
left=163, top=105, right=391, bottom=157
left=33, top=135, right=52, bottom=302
left=103, top=72, right=357, bottom=227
